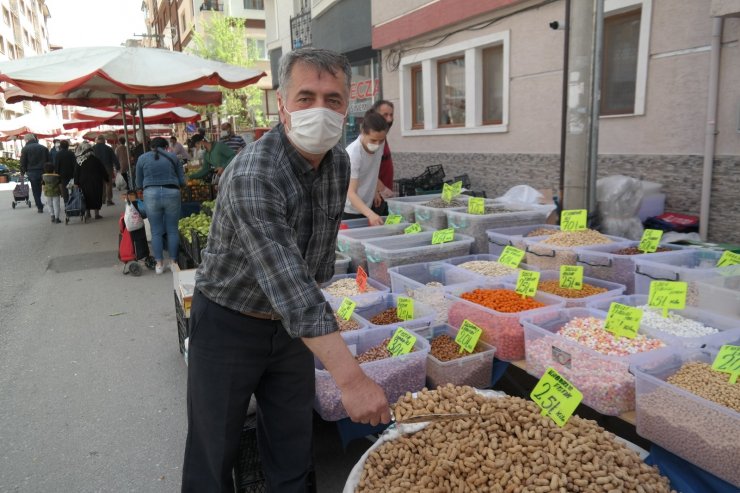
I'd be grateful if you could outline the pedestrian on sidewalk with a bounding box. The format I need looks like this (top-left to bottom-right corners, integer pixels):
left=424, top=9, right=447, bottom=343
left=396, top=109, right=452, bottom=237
left=73, top=141, right=108, bottom=220
left=134, top=137, right=185, bottom=275
left=371, top=99, right=395, bottom=216
left=19, top=133, right=50, bottom=213
left=54, top=140, right=76, bottom=203
left=41, top=163, right=63, bottom=223
left=114, top=136, right=132, bottom=190
left=169, top=135, right=189, bottom=164
left=182, top=47, right=391, bottom=493
left=92, top=135, right=119, bottom=206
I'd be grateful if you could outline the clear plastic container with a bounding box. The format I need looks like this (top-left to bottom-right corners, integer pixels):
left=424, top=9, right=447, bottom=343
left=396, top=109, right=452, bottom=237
left=523, top=233, right=631, bottom=272
left=630, top=346, right=740, bottom=487
left=445, top=281, right=565, bottom=361
left=320, top=273, right=390, bottom=307
left=414, top=324, right=496, bottom=389
left=334, top=252, right=350, bottom=275
left=340, top=216, right=388, bottom=229
left=575, top=241, right=686, bottom=294
left=587, top=294, right=740, bottom=349
left=364, top=231, right=475, bottom=286
left=521, top=307, right=669, bottom=415
left=327, top=298, right=371, bottom=334
left=533, top=270, right=626, bottom=308
left=354, top=293, right=437, bottom=331
left=313, top=326, right=430, bottom=421
left=447, top=205, right=549, bottom=254
left=385, top=195, right=436, bottom=223
left=413, top=196, right=470, bottom=230
left=486, top=224, right=561, bottom=257
left=443, top=253, right=537, bottom=282
left=337, top=223, right=411, bottom=273
left=694, top=272, right=740, bottom=320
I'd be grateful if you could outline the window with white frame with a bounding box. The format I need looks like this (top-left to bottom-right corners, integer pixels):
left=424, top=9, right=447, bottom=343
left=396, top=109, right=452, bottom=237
left=248, top=38, right=268, bottom=60
left=401, top=30, right=509, bottom=135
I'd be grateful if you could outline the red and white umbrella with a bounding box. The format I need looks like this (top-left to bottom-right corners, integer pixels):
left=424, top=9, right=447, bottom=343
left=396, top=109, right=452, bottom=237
left=66, top=107, right=201, bottom=129
left=0, top=112, right=65, bottom=141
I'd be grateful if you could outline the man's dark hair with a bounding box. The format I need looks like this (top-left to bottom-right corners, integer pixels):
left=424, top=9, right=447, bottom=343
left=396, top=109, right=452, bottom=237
left=60, top=140, right=69, bottom=150
left=278, top=47, right=352, bottom=96
left=43, top=162, right=54, bottom=173
left=361, top=110, right=389, bottom=134
left=372, top=100, right=394, bottom=111
left=170, top=135, right=178, bottom=142
left=190, top=134, right=209, bottom=146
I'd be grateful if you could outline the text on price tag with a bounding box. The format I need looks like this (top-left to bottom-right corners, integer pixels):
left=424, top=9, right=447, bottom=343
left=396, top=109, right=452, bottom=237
left=432, top=228, right=455, bottom=244
left=385, top=214, right=402, bottom=225
left=648, top=280, right=687, bottom=315
left=387, top=327, right=417, bottom=356
left=336, top=298, right=357, bottom=321
left=468, top=197, right=485, bottom=215
left=712, top=345, right=740, bottom=384
left=396, top=297, right=414, bottom=321
left=530, top=367, right=583, bottom=427
left=717, top=250, right=740, bottom=267
left=498, top=245, right=525, bottom=268
left=559, top=265, right=583, bottom=290
left=515, top=270, right=540, bottom=298
left=560, top=209, right=588, bottom=231
left=638, top=229, right=663, bottom=253
left=355, top=266, right=368, bottom=293
left=455, top=319, right=483, bottom=353
left=604, top=302, right=643, bottom=339
left=404, top=223, right=422, bottom=234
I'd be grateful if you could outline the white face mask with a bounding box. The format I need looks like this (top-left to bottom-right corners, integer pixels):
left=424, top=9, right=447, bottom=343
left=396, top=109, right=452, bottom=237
left=283, top=105, right=345, bottom=155
left=220, top=130, right=229, bottom=138
left=365, top=141, right=382, bottom=153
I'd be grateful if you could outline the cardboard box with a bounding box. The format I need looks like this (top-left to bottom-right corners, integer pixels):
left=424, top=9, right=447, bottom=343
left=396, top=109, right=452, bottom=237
left=172, top=263, right=196, bottom=318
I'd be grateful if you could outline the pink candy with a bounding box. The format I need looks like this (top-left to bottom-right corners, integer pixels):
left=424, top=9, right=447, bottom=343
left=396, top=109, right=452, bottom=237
left=558, top=317, right=665, bottom=356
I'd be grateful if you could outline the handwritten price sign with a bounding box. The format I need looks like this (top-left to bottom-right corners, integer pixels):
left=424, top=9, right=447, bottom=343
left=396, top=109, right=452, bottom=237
left=712, top=345, right=740, bottom=384
left=559, top=266, right=583, bottom=290
left=604, top=302, right=643, bottom=339
left=530, top=367, right=583, bottom=427
left=498, top=246, right=525, bottom=268
left=432, top=228, right=455, bottom=245
left=648, top=280, right=687, bottom=317
left=515, top=270, right=540, bottom=298
left=355, top=267, right=368, bottom=293
left=387, top=327, right=417, bottom=356
left=336, top=298, right=357, bottom=321
left=560, top=209, right=588, bottom=231
left=717, top=250, right=740, bottom=267
left=638, top=229, right=663, bottom=253
left=455, top=320, right=483, bottom=354
left=404, top=223, right=422, bottom=234
left=385, top=214, right=403, bottom=225
left=396, top=297, right=414, bottom=321
left=468, top=197, right=485, bottom=215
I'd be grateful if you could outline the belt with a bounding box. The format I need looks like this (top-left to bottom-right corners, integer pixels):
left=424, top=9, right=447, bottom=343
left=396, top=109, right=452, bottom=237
left=145, top=184, right=179, bottom=190
left=241, top=310, right=282, bottom=321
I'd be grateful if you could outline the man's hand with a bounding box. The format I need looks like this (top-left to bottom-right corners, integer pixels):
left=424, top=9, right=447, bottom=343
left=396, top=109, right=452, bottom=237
left=380, top=188, right=395, bottom=199
left=216, top=167, right=225, bottom=176
left=340, top=374, right=391, bottom=426
left=373, top=192, right=383, bottom=208
left=368, top=212, right=384, bottom=226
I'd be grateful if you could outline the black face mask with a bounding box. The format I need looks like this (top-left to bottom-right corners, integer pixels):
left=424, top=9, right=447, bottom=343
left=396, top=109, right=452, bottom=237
left=387, top=120, right=393, bottom=129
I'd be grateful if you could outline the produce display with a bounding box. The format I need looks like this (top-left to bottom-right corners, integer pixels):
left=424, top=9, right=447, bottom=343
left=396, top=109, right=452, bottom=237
left=667, top=362, right=740, bottom=412
left=369, top=308, right=404, bottom=326
left=537, top=280, right=607, bottom=299
left=324, top=278, right=378, bottom=298
left=356, top=338, right=400, bottom=364
left=429, top=334, right=483, bottom=361
left=182, top=179, right=214, bottom=202
left=355, top=385, right=675, bottom=492
left=460, top=288, right=545, bottom=313
left=541, top=230, right=613, bottom=247
left=612, top=246, right=673, bottom=255
left=636, top=305, right=720, bottom=338
left=178, top=212, right=211, bottom=243
left=456, top=260, right=519, bottom=278
left=557, top=317, right=665, bottom=356
left=526, top=230, right=616, bottom=271
left=525, top=227, right=559, bottom=237
left=423, top=198, right=466, bottom=208
left=335, top=314, right=361, bottom=333
left=425, top=333, right=495, bottom=388
left=200, top=199, right=216, bottom=215
left=405, top=283, right=450, bottom=324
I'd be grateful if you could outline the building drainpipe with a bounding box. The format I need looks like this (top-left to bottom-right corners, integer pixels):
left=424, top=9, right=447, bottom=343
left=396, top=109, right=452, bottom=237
left=699, top=17, right=723, bottom=241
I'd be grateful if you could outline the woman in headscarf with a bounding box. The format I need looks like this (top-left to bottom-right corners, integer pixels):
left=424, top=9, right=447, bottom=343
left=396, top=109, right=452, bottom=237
left=73, top=141, right=109, bottom=220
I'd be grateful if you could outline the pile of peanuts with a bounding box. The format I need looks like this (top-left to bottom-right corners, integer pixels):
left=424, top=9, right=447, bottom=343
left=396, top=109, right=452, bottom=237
left=334, top=314, right=361, bottom=332
left=430, top=335, right=482, bottom=361
left=525, top=227, right=559, bottom=237
left=541, top=230, right=613, bottom=247
left=370, top=308, right=405, bottom=326
left=357, top=385, right=675, bottom=493
left=667, top=361, right=740, bottom=411
left=537, top=279, right=608, bottom=299
left=323, top=278, right=377, bottom=298
left=356, top=337, right=418, bottom=364
left=457, top=260, right=519, bottom=278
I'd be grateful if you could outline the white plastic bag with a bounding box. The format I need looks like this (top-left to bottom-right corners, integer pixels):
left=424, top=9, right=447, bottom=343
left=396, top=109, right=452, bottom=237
left=114, top=172, right=126, bottom=191
left=124, top=201, right=144, bottom=231
left=494, top=185, right=544, bottom=204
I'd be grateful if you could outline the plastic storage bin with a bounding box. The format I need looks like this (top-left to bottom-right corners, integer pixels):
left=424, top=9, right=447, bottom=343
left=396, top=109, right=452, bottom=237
left=413, top=196, right=470, bottom=230
left=631, top=346, right=740, bottom=487
left=364, top=231, right=474, bottom=286
left=385, top=195, right=436, bottom=223
left=523, top=233, right=631, bottom=272
left=334, top=252, right=350, bottom=275
left=532, top=270, right=626, bottom=308
left=314, top=326, right=430, bottom=421
left=632, top=249, right=725, bottom=303
left=521, top=308, right=669, bottom=415
left=340, top=217, right=387, bottom=230
left=445, top=281, right=565, bottom=361
left=327, top=298, right=371, bottom=333
left=588, top=294, right=740, bottom=349
left=486, top=224, right=561, bottom=257
left=444, top=253, right=537, bottom=282
left=414, top=324, right=496, bottom=389
left=694, top=273, right=740, bottom=320
left=447, top=205, right=549, bottom=254
left=575, top=241, right=686, bottom=294
left=337, top=223, right=411, bottom=273
left=320, top=273, right=390, bottom=307
left=354, top=293, right=437, bottom=331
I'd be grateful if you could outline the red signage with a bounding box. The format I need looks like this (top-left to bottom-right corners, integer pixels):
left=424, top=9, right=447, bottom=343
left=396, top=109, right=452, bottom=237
left=350, top=79, right=380, bottom=100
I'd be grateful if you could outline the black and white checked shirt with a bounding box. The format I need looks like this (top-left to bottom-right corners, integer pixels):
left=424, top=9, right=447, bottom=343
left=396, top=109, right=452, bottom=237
left=195, top=124, right=348, bottom=338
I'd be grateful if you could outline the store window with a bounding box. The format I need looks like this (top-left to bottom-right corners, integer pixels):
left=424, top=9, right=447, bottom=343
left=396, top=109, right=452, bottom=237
left=411, top=65, right=424, bottom=129
left=247, top=38, right=268, bottom=60
left=2, top=8, right=9, bottom=25
left=0, top=36, right=4, bottom=54
left=437, top=56, right=465, bottom=127
left=243, top=0, right=264, bottom=9
left=482, top=45, right=503, bottom=124
left=344, top=57, right=380, bottom=145
left=601, top=8, right=641, bottom=115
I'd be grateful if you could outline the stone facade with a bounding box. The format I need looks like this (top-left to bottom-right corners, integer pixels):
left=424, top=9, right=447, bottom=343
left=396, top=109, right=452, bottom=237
left=392, top=152, right=739, bottom=244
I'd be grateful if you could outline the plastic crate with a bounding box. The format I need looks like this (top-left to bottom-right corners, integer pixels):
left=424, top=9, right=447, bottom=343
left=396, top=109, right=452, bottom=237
left=393, top=178, right=420, bottom=197
left=354, top=293, right=436, bottom=331
left=233, top=415, right=266, bottom=493
left=340, top=217, right=388, bottom=230
left=694, top=272, right=740, bottom=320
left=631, top=346, right=740, bottom=487
left=575, top=241, right=686, bottom=294
left=181, top=184, right=215, bottom=202
left=364, top=231, right=475, bottom=286
left=587, top=294, right=740, bottom=349
left=337, top=223, right=411, bottom=273
left=414, top=324, right=496, bottom=389
left=531, top=270, right=626, bottom=308
left=521, top=308, right=670, bottom=416
left=320, top=273, right=390, bottom=307
left=443, top=253, right=537, bottom=282
left=314, top=326, right=430, bottom=421
left=334, top=252, right=350, bottom=275
left=486, top=224, right=561, bottom=257
left=445, top=281, right=565, bottom=361
left=447, top=204, right=550, bottom=254
left=523, top=233, right=631, bottom=272
left=413, top=197, right=470, bottom=230
left=385, top=195, right=437, bottom=223
left=416, top=164, right=446, bottom=190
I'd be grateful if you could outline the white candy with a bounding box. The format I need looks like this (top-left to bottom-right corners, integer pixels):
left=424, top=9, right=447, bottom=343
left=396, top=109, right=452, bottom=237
left=637, top=305, right=719, bottom=338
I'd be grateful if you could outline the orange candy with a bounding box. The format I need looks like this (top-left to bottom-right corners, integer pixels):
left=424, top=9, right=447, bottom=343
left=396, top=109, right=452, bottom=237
left=461, top=288, right=545, bottom=313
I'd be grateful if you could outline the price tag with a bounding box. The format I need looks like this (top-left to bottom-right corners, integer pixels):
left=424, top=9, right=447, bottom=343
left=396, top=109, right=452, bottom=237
left=559, top=266, right=583, bottom=290
left=355, top=266, right=368, bottom=293
left=560, top=209, right=588, bottom=231
left=638, top=229, right=663, bottom=253
left=396, top=297, right=414, bottom=321
left=404, top=223, right=422, bottom=234
left=530, top=367, right=583, bottom=427
left=387, top=327, right=416, bottom=356
left=515, top=270, right=540, bottom=298
left=450, top=181, right=463, bottom=196
left=498, top=245, right=525, bottom=268
left=648, top=280, right=687, bottom=317
left=712, top=345, right=740, bottom=384
left=455, top=319, right=482, bottom=353
left=717, top=250, right=740, bottom=267
left=604, top=302, right=643, bottom=339
left=336, top=298, right=357, bottom=321
left=468, top=197, right=485, bottom=215
left=432, top=228, right=455, bottom=245
left=385, top=214, right=402, bottom=225
left=441, top=183, right=454, bottom=203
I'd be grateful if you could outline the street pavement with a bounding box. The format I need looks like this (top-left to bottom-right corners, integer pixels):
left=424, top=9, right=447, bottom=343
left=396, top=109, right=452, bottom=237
left=0, top=187, right=370, bottom=492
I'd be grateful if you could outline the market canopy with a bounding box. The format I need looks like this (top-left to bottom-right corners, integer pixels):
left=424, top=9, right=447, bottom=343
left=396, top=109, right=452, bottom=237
left=69, top=106, right=200, bottom=125
left=0, top=112, right=65, bottom=140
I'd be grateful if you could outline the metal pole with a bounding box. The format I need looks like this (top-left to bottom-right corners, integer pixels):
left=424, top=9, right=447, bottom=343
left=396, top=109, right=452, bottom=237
left=137, top=96, right=148, bottom=152
left=558, top=0, right=572, bottom=199
left=587, top=0, right=604, bottom=214
left=118, top=94, right=134, bottom=191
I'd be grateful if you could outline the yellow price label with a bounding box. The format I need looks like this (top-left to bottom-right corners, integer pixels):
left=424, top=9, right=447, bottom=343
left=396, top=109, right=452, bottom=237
left=559, top=266, right=583, bottom=290
left=387, top=327, right=417, bottom=356
left=385, top=214, right=402, bottom=225
left=432, top=228, right=455, bottom=245
left=638, top=229, right=664, bottom=253
left=336, top=298, right=357, bottom=321
left=498, top=245, right=525, bottom=268
left=404, top=223, right=422, bottom=234
left=604, top=302, right=643, bottom=339
left=560, top=209, right=588, bottom=231
left=468, top=197, right=485, bottom=215
left=717, top=250, right=740, bottom=267
left=648, top=281, right=687, bottom=317
left=530, top=367, right=583, bottom=427
left=712, top=345, right=740, bottom=384
left=515, top=270, right=540, bottom=298
left=396, top=297, right=414, bottom=321
left=455, top=319, right=483, bottom=353
left=442, top=183, right=454, bottom=203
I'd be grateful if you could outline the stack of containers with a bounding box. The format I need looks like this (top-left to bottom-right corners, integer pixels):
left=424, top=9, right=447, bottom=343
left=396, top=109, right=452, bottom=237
left=337, top=223, right=412, bottom=272
left=487, top=224, right=560, bottom=256
left=445, top=281, right=565, bottom=361
left=523, top=231, right=631, bottom=271
left=353, top=293, right=437, bottom=331
left=413, top=196, right=470, bottom=230
left=575, top=241, right=686, bottom=294
left=385, top=195, right=438, bottom=223
left=334, top=252, right=351, bottom=275
left=630, top=336, right=740, bottom=488
left=413, top=324, right=497, bottom=389
left=693, top=272, right=740, bottom=320
left=320, top=273, right=390, bottom=307
left=446, top=203, right=550, bottom=254
left=521, top=308, right=671, bottom=415
left=588, top=294, right=740, bottom=348
left=313, top=325, right=431, bottom=421
left=444, top=253, right=537, bottom=282
left=532, top=270, right=626, bottom=308
left=363, top=231, right=475, bottom=286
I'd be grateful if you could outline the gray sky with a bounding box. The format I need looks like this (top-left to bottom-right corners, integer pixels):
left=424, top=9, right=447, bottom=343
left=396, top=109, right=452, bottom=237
left=45, top=0, right=147, bottom=48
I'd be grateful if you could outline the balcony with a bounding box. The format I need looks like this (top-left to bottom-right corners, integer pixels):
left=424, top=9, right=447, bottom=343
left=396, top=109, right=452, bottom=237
left=290, top=8, right=311, bottom=49
left=199, top=1, right=223, bottom=11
